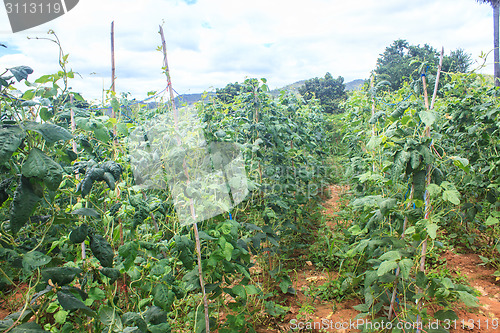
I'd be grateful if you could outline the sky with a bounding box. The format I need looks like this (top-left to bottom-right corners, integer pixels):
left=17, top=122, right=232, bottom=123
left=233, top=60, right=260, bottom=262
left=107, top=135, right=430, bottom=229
left=0, top=0, right=496, bottom=103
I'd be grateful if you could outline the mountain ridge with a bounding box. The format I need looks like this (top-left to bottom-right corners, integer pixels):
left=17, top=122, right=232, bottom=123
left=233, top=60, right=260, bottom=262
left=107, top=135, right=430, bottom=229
left=173, top=78, right=365, bottom=107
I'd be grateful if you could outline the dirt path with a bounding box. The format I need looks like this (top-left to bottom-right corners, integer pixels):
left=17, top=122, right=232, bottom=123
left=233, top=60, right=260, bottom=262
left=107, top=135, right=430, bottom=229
left=256, top=185, right=500, bottom=333
left=442, top=250, right=500, bottom=333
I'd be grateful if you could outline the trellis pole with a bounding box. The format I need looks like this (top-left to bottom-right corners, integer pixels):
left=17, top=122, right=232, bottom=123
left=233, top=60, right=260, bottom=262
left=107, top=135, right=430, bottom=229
left=415, top=47, right=444, bottom=333
left=110, top=21, right=116, bottom=108
left=370, top=74, right=376, bottom=173
left=110, top=21, right=123, bottom=247
left=158, top=25, right=210, bottom=333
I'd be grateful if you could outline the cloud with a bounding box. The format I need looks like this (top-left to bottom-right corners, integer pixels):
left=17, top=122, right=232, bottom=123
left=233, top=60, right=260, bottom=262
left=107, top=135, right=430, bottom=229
left=0, top=0, right=495, bottom=100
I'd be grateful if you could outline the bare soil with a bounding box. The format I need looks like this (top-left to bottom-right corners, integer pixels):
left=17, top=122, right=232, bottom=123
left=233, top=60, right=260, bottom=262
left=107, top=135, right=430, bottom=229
left=254, top=185, right=500, bottom=333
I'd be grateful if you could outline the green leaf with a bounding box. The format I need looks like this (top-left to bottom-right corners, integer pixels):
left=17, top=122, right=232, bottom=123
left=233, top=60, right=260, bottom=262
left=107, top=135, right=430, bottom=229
left=24, top=122, right=72, bottom=143
left=8, top=66, right=33, bottom=82
left=88, top=287, right=106, bottom=301
left=377, top=260, right=398, bottom=276
left=0, top=319, right=15, bottom=331
left=122, top=312, right=147, bottom=332
left=366, top=135, right=383, bottom=151
left=34, top=74, right=52, bottom=84
left=0, top=126, right=26, bottom=165
left=404, top=226, right=416, bottom=235
left=69, top=224, right=88, bottom=244
left=149, top=323, right=172, bottom=333
left=379, top=250, right=401, bottom=262
left=416, top=271, right=428, bottom=289
left=116, top=123, right=129, bottom=136
left=398, top=259, right=413, bottom=279
left=100, top=267, right=121, bottom=284
left=57, top=291, right=94, bottom=313
left=369, top=111, right=385, bottom=124
left=153, top=284, right=174, bottom=310
left=434, top=309, right=458, bottom=321
left=75, top=117, right=90, bottom=131
left=457, top=291, right=479, bottom=307
left=39, top=107, right=53, bottom=121
left=392, top=150, right=410, bottom=181
left=144, top=306, right=168, bottom=325
left=111, top=98, right=120, bottom=114
left=352, top=303, right=370, bottom=312
left=443, top=189, right=460, bottom=205
left=409, top=149, right=421, bottom=170
left=379, top=198, right=397, bottom=216
left=22, top=251, right=51, bottom=271
left=485, top=216, right=499, bottom=226
left=5, top=309, right=36, bottom=324
left=70, top=208, right=100, bottom=217
left=11, top=322, right=49, bottom=332
left=41, top=267, right=82, bottom=286
left=426, top=184, right=441, bottom=198
left=22, top=148, right=63, bottom=190
left=99, top=306, right=123, bottom=329
left=419, top=110, right=436, bottom=127
left=245, top=285, right=259, bottom=295
left=10, top=176, right=42, bottom=234
left=54, top=310, right=68, bottom=325
left=89, top=233, right=114, bottom=268
left=93, top=125, right=111, bottom=143
left=118, top=241, right=138, bottom=270
left=223, top=241, right=234, bottom=261
left=426, top=223, right=438, bottom=239
left=450, top=156, right=470, bottom=173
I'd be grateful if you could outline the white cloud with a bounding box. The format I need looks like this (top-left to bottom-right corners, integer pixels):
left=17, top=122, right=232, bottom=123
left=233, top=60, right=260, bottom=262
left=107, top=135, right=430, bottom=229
left=0, top=0, right=496, bottom=101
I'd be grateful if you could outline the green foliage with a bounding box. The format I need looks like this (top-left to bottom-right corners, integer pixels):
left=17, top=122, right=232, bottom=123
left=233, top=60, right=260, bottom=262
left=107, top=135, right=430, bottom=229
left=375, top=39, right=472, bottom=90
left=336, top=70, right=497, bottom=326
left=215, top=81, right=256, bottom=104
left=298, top=72, right=347, bottom=113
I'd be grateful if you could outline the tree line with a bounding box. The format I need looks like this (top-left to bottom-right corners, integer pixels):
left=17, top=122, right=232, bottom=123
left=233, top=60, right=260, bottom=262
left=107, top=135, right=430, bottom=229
left=215, top=39, right=474, bottom=114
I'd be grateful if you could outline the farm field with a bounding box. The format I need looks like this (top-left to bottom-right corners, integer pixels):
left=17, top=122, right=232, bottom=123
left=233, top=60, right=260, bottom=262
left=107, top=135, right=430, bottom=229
left=0, top=34, right=500, bottom=333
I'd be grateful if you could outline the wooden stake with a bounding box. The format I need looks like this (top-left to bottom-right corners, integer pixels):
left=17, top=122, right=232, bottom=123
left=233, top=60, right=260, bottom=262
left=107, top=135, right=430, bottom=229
left=159, top=25, right=210, bottom=333
left=110, top=21, right=116, bottom=106
left=415, top=49, right=443, bottom=333
left=430, top=48, right=444, bottom=110
left=370, top=73, right=376, bottom=173
left=110, top=21, right=121, bottom=246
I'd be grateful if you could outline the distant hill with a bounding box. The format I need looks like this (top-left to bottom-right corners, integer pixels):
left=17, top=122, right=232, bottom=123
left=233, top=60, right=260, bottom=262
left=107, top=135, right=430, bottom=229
left=345, top=79, right=365, bottom=91
left=270, top=79, right=307, bottom=96
left=172, top=78, right=365, bottom=106
left=174, top=92, right=215, bottom=107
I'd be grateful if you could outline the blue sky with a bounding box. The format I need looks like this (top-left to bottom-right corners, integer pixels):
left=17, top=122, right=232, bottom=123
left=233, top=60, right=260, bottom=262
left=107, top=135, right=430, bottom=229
left=0, top=0, right=495, bottom=102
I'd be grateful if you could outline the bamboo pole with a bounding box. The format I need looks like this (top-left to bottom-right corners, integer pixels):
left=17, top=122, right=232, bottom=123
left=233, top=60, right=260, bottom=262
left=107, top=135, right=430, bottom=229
left=110, top=21, right=122, bottom=247
left=415, top=48, right=444, bottom=333
left=110, top=21, right=116, bottom=107
left=370, top=74, right=376, bottom=173
left=159, top=25, right=210, bottom=333
left=430, top=48, right=444, bottom=111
